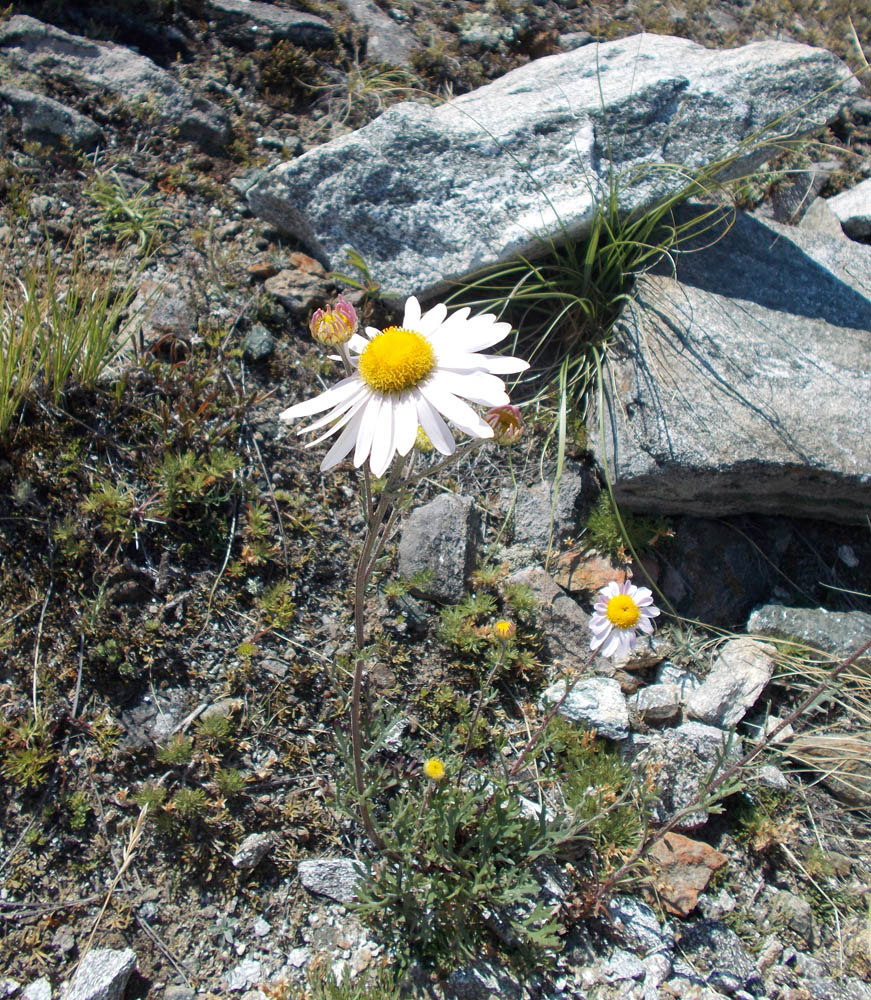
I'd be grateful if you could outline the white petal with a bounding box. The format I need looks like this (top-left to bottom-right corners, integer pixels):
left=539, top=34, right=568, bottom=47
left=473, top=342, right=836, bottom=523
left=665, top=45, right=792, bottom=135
left=348, top=333, right=370, bottom=353
left=599, top=630, right=623, bottom=658
left=436, top=352, right=530, bottom=375
left=416, top=394, right=455, bottom=455
left=321, top=409, right=365, bottom=471
left=430, top=370, right=509, bottom=407
left=364, top=326, right=381, bottom=339
left=419, top=380, right=493, bottom=439
left=354, top=394, right=384, bottom=467
left=305, top=397, right=367, bottom=447
left=418, top=302, right=448, bottom=337
left=402, top=297, right=421, bottom=328
left=279, top=375, right=360, bottom=421
left=369, top=397, right=397, bottom=476
left=638, top=616, right=654, bottom=635
left=437, top=315, right=513, bottom=354
left=297, top=384, right=370, bottom=436
left=590, top=628, right=612, bottom=652
left=632, top=587, right=653, bottom=602
left=640, top=606, right=661, bottom=618
left=602, top=581, right=621, bottom=598
left=395, top=392, right=419, bottom=457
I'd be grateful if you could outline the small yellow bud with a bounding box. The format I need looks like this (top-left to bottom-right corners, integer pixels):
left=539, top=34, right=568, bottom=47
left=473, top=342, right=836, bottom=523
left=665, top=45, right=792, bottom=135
left=494, top=619, right=516, bottom=642
left=423, top=757, right=446, bottom=782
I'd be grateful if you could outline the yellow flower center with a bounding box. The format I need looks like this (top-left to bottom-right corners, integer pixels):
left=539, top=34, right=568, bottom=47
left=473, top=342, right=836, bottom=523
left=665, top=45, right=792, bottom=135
left=606, top=594, right=641, bottom=629
left=358, top=326, right=436, bottom=395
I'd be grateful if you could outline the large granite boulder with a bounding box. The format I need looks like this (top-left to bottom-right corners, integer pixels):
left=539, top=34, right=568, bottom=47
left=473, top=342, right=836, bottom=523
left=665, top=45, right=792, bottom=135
left=246, top=33, right=855, bottom=302
left=0, top=16, right=230, bottom=153
left=593, top=207, right=871, bottom=522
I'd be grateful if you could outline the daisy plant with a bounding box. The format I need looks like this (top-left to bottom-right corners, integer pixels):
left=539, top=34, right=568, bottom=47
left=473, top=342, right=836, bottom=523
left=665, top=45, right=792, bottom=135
left=280, top=293, right=528, bottom=848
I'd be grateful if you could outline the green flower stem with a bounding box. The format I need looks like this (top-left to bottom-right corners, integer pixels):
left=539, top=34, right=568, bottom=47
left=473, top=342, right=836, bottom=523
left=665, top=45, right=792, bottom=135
left=458, top=642, right=509, bottom=780
left=350, top=456, right=411, bottom=850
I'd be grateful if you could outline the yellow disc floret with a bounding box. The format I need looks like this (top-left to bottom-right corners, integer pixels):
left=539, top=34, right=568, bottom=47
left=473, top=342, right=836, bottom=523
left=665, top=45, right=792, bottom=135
left=423, top=757, right=446, bottom=782
left=605, top=594, right=641, bottom=629
left=358, top=326, right=436, bottom=395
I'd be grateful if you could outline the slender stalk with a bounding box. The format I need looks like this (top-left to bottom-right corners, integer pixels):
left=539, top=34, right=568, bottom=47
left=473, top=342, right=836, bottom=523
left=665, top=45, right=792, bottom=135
left=349, top=456, right=410, bottom=850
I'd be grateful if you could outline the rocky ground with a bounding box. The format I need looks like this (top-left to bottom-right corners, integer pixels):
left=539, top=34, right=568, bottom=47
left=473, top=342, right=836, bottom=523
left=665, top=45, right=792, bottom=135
left=0, top=1, right=870, bottom=999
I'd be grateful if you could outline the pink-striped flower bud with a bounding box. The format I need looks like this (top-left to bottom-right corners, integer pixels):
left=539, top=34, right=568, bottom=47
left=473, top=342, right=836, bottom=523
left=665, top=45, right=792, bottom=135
left=484, top=404, right=524, bottom=445
left=309, top=295, right=358, bottom=346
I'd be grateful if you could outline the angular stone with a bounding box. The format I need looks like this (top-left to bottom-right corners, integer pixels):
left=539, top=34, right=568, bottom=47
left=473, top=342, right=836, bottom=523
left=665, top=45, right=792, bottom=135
left=0, top=85, right=103, bottom=150
left=541, top=676, right=629, bottom=741
left=247, top=34, right=855, bottom=302
left=746, top=604, right=871, bottom=669
left=768, top=889, right=815, bottom=946
left=264, top=267, right=331, bottom=317
left=398, top=494, right=481, bottom=603
left=507, top=565, right=593, bottom=665
left=655, top=662, right=703, bottom=702
left=827, top=177, right=871, bottom=239
left=336, top=0, right=416, bottom=65
left=232, top=832, right=274, bottom=869
left=65, top=948, right=136, bottom=1000
left=649, top=832, right=728, bottom=917
left=512, top=467, right=589, bottom=550
left=676, top=920, right=760, bottom=995
left=23, top=982, right=50, bottom=1000
left=206, top=0, right=333, bottom=49
left=626, top=721, right=743, bottom=829
left=594, top=208, right=871, bottom=523
left=628, top=682, right=681, bottom=722
left=553, top=548, right=627, bottom=594
left=298, top=857, right=361, bottom=903
left=606, top=896, right=675, bottom=955
left=242, top=324, right=275, bottom=362
left=0, top=16, right=230, bottom=153
left=686, top=638, right=776, bottom=728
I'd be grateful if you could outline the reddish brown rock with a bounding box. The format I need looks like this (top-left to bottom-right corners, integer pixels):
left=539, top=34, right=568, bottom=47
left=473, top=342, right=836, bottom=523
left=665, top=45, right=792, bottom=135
left=552, top=548, right=627, bottom=594
left=248, top=259, right=279, bottom=281
left=648, top=832, right=727, bottom=916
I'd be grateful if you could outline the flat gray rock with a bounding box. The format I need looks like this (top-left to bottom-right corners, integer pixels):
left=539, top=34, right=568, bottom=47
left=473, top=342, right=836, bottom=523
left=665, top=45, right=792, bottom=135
left=206, top=0, right=333, bottom=49
left=298, top=857, right=361, bottom=903
left=64, top=948, right=136, bottom=1000
left=541, top=676, right=630, bottom=740
left=336, top=0, right=416, bottom=65
left=246, top=33, right=855, bottom=302
left=827, top=177, right=871, bottom=239
left=0, top=16, right=229, bottom=153
left=626, top=721, right=742, bottom=829
left=507, top=565, right=593, bottom=665
left=686, top=638, right=776, bottom=728
left=512, top=466, right=589, bottom=551
left=398, top=493, right=481, bottom=603
left=593, top=208, right=871, bottom=523
left=0, top=85, right=103, bottom=150
left=747, top=604, right=871, bottom=668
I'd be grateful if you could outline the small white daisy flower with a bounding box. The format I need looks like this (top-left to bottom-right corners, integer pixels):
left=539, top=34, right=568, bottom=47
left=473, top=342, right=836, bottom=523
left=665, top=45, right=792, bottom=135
left=279, top=296, right=529, bottom=477
left=589, top=580, right=660, bottom=659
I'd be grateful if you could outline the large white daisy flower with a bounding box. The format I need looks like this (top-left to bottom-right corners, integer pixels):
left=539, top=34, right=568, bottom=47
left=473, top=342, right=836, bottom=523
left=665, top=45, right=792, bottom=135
left=279, top=296, right=529, bottom=477
left=589, top=581, right=661, bottom=659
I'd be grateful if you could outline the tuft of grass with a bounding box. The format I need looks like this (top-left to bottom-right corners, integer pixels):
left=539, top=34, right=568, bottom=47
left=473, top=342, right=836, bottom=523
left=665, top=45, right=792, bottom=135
left=87, top=170, right=170, bottom=255
left=0, top=238, right=140, bottom=437
left=584, top=492, right=672, bottom=563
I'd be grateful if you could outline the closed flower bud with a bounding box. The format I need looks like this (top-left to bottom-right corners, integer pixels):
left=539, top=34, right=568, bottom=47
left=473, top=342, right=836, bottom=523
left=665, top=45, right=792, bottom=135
left=484, top=404, right=524, bottom=445
left=310, top=295, right=358, bottom=345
